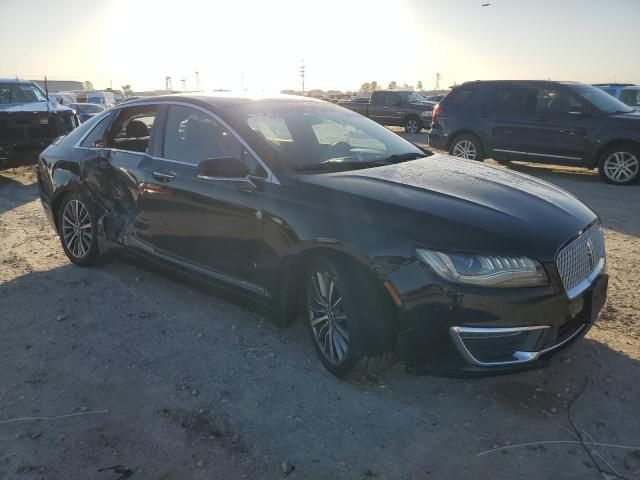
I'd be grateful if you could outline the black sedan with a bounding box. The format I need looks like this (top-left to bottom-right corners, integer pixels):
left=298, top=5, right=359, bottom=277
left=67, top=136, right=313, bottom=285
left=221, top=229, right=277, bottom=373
left=67, top=102, right=105, bottom=123
left=36, top=94, right=608, bottom=378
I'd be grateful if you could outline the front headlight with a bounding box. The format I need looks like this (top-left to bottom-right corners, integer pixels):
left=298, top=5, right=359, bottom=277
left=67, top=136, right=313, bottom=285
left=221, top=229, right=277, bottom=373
left=415, top=249, right=548, bottom=287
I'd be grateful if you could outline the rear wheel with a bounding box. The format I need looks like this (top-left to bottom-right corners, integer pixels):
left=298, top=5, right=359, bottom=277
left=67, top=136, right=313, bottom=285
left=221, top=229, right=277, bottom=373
left=598, top=145, right=640, bottom=185
left=57, top=192, right=100, bottom=266
left=449, top=133, right=485, bottom=161
left=404, top=116, right=423, bottom=134
left=304, top=256, right=395, bottom=378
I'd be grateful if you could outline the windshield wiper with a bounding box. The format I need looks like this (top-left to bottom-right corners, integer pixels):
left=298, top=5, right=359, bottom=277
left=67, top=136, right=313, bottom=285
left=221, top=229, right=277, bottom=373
left=377, top=152, right=429, bottom=164
left=294, top=160, right=391, bottom=173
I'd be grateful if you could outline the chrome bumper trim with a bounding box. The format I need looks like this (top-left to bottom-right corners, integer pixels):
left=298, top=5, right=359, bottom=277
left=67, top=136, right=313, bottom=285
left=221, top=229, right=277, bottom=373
left=450, top=323, right=585, bottom=367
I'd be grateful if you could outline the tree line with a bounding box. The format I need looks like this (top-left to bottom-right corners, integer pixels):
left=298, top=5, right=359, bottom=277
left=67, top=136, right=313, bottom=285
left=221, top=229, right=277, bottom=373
left=359, top=80, right=423, bottom=93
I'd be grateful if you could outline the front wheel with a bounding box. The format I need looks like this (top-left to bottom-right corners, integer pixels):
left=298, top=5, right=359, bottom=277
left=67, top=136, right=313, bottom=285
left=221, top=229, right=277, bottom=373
left=404, top=117, right=423, bottom=134
left=449, top=134, right=485, bottom=161
left=598, top=146, right=640, bottom=185
left=57, top=192, right=100, bottom=266
left=304, top=256, right=395, bottom=379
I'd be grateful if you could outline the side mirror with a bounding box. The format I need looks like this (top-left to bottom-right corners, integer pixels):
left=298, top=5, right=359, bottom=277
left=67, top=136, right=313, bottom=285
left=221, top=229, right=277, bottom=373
left=197, top=156, right=249, bottom=179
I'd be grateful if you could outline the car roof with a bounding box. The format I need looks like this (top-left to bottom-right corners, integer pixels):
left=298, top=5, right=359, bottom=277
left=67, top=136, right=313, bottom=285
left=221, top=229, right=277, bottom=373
left=125, top=92, right=327, bottom=108
left=459, top=80, right=587, bottom=88
left=0, top=78, right=35, bottom=84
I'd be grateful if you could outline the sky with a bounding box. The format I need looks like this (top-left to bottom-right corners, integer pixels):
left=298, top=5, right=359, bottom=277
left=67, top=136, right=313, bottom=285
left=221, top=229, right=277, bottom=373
left=1, top=0, right=639, bottom=93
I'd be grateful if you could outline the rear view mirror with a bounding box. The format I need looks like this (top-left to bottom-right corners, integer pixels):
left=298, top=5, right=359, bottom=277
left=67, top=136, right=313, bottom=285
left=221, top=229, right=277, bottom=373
left=197, top=156, right=249, bottom=179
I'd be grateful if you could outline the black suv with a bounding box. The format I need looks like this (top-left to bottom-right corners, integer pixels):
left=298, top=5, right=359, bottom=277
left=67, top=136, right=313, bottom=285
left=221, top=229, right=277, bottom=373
left=429, top=80, right=640, bottom=185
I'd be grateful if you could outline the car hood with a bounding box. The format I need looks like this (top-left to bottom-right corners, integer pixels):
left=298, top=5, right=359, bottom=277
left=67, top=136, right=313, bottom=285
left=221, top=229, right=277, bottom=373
left=0, top=100, right=73, bottom=113
left=298, top=154, right=597, bottom=262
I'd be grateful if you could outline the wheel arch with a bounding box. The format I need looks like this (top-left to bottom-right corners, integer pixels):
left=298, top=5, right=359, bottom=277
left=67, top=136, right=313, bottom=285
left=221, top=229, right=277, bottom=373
left=592, top=138, right=640, bottom=168
left=445, top=129, right=487, bottom=152
left=274, top=242, right=389, bottom=328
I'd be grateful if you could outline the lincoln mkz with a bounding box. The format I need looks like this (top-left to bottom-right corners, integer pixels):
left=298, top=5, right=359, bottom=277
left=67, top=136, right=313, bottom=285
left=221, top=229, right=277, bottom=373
left=37, top=94, right=608, bottom=377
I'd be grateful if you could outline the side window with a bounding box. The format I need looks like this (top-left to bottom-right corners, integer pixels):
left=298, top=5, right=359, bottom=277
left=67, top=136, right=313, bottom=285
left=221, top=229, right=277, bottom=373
left=163, top=105, right=265, bottom=177
left=484, top=87, right=533, bottom=115
left=80, top=113, right=114, bottom=147
left=620, top=89, right=640, bottom=107
left=384, top=93, right=401, bottom=106
left=445, top=87, right=476, bottom=108
left=107, top=106, right=157, bottom=153
left=536, top=88, right=584, bottom=114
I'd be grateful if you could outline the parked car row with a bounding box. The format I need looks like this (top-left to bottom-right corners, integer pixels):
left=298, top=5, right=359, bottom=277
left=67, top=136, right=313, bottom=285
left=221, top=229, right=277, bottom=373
left=595, top=83, right=640, bottom=111
left=37, top=93, right=608, bottom=378
left=0, top=79, right=78, bottom=165
left=339, top=90, right=435, bottom=133
left=429, top=80, right=640, bottom=185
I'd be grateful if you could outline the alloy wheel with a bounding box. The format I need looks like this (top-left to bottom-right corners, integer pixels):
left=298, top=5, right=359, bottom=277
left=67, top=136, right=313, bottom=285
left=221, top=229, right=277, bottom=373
left=405, top=119, right=419, bottom=133
left=61, top=199, right=92, bottom=258
left=452, top=140, right=477, bottom=160
left=307, top=270, right=349, bottom=365
left=603, top=152, right=639, bottom=183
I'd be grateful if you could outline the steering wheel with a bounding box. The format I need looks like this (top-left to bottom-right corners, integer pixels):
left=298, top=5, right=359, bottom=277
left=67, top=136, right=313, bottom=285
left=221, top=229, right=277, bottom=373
left=328, top=141, right=352, bottom=156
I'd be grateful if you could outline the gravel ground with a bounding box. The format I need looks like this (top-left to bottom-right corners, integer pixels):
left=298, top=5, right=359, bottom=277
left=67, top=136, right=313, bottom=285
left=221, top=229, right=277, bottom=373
left=1, top=148, right=639, bottom=480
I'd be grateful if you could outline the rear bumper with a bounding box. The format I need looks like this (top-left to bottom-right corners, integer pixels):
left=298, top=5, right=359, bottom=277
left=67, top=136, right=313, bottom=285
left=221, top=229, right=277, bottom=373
left=427, top=128, right=447, bottom=150
left=387, top=260, right=607, bottom=376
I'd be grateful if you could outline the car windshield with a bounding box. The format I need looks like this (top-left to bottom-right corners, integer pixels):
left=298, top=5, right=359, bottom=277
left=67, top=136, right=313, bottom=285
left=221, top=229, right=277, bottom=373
left=0, top=82, right=48, bottom=104
left=570, top=85, right=634, bottom=114
left=225, top=101, right=426, bottom=172
left=74, top=103, right=105, bottom=113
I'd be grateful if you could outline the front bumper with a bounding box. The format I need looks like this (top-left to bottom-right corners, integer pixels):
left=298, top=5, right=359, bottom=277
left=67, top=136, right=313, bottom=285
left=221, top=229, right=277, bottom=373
left=387, top=260, right=608, bottom=375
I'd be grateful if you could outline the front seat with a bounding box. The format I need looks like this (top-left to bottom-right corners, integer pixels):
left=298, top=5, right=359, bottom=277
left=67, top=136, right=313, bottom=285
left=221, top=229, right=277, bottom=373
left=123, top=120, right=149, bottom=152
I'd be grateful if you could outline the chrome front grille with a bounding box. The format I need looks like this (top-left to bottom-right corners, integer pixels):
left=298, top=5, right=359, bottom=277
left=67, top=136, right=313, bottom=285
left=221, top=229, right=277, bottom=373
left=556, top=223, right=606, bottom=297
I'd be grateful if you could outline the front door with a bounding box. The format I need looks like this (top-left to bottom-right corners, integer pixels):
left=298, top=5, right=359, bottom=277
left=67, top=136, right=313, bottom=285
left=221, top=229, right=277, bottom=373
left=134, top=104, right=266, bottom=292
left=523, top=86, right=593, bottom=163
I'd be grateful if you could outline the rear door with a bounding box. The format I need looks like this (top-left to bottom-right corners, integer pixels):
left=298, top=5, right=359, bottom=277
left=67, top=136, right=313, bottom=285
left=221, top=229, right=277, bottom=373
left=81, top=104, right=160, bottom=242
left=368, top=92, right=402, bottom=125
left=133, top=103, right=266, bottom=292
left=481, top=85, right=535, bottom=158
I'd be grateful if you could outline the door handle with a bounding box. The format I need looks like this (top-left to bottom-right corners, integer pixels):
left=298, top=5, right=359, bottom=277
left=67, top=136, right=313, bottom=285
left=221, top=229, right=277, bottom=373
left=152, top=170, right=176, bottom=182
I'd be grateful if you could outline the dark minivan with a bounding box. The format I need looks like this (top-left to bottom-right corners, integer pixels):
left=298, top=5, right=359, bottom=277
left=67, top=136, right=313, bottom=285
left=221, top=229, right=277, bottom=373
left=429, top=80, right=640, bottom=185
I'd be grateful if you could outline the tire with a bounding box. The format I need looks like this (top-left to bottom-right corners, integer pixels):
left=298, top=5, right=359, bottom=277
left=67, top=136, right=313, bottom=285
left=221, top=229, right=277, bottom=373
left=57, top=192, right=100, bottom=266
left=449, top=133, right=485, bottom=161
left=404, top=116, right=423, bottom=134
left=598, top=144, right=640, bottom=185
left=304, top=256, right=395, bottom=379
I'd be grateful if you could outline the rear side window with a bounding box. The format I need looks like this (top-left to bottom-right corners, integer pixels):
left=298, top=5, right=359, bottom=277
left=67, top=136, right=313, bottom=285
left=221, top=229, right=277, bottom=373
left=107, top=106, right=157, bottom=153
left=484, top=87, right=534, bottom=115
left=80, top=113, right=113, bottom=147
left=442, top=87, right=476, bottom=109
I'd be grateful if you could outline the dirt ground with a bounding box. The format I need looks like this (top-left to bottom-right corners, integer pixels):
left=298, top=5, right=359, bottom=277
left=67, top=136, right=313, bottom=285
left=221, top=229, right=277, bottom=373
left=1, top=144, right=639, bottom=479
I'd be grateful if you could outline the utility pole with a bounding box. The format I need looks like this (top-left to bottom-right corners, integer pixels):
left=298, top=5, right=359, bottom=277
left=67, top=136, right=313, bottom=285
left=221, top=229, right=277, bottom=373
left=165, top=76, right=172, bottom=91
left=300, top=60, right=305, bottom=95
left=435, top=72, right=441, bottom=92
left=195, top=71, right=200, bottom=92
left=181, top=78, right=186, bottom=91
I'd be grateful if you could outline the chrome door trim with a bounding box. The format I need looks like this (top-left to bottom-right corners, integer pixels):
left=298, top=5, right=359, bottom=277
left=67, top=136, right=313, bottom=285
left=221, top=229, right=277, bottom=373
left=527, top=151, right=582, bottom=161
left=493, top=148, right=526, bottom=155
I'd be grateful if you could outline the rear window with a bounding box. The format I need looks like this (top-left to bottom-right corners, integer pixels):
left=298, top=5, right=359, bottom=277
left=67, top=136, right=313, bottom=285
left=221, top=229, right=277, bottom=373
left=443, top=87, right=475, bottom=107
